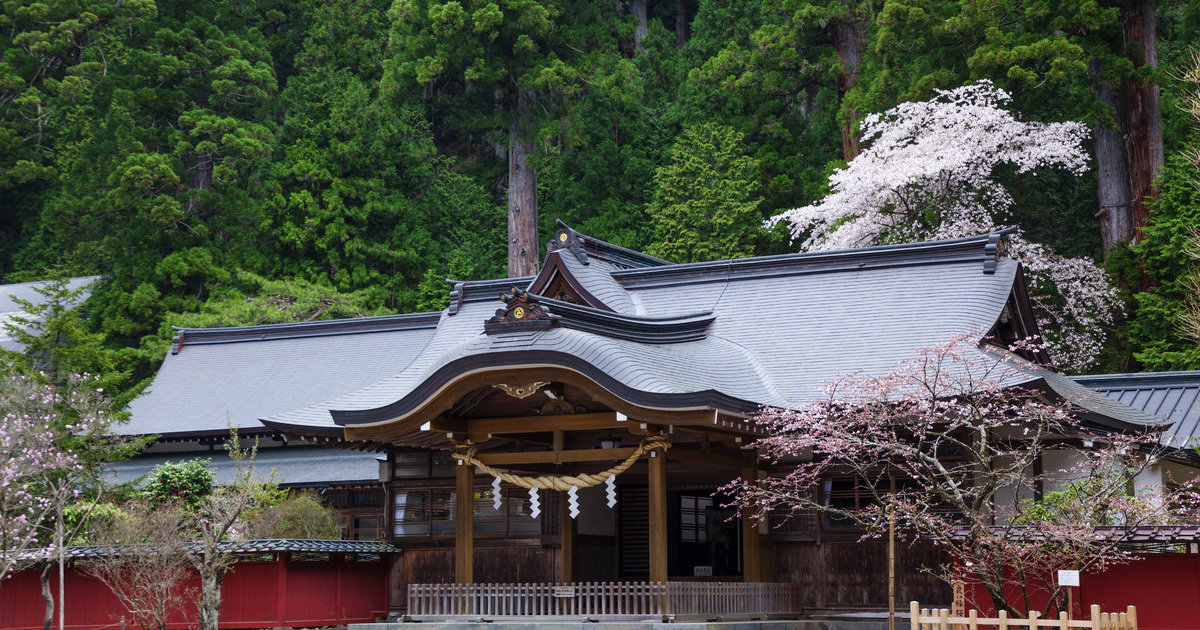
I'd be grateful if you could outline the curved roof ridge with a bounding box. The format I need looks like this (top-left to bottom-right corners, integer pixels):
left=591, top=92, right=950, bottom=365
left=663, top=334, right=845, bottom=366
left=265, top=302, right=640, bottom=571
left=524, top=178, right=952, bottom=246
left=537, top=295, right=714, bottom=344
left=551, top=219, right=672, bottom=269
left=170, top=311, right=441, bottom=353
left=613, top=231, right=1012, bottom=289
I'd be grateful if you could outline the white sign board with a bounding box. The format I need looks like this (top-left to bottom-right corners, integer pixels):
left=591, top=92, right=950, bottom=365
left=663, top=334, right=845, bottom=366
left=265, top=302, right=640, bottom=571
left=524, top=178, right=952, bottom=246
left=693, top=565, right=713, bottom=577
left=1057, top=570, right=1080, bottom=587
left=553, top=586, right=576, bottom=598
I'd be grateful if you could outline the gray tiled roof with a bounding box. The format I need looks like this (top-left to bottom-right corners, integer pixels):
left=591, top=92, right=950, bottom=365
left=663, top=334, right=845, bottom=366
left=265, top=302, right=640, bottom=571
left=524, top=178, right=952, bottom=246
left=1073, top=371, right=1200, bottom=447
left=21, top=539, right=398, bottom=560
left=948, top=525, right=1200, bottom=543
left=126, top=227, right=1165, bottom=446
left=123, top=312, right=439, bottom=436
left=261, top=231, right=1161, bottom=435
left=555, top=252, right=636, bottom=313
left=0, top=276, right=99, bottom=352
left=105, top=446, right=385, bottom=487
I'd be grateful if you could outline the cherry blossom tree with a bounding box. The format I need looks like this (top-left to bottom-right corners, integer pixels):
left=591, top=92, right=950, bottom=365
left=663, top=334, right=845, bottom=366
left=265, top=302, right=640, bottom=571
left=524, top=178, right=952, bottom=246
left=728, top=335, right=1200, bottom=616
left=771, top=81, right=1120, bottom=371
left=0, top=376, right=86, bottom=584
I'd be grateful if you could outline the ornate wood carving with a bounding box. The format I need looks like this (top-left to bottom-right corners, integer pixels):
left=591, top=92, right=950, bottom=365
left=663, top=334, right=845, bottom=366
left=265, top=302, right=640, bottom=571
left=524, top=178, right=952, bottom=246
left=485, top=288, right=556, bottom=334
left=546, top=224, right=589, bottom=264
left=493, top=381, right=551, bottom=399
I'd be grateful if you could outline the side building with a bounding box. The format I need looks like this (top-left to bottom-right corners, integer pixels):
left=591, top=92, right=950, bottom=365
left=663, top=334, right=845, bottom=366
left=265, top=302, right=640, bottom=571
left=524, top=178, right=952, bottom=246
left=111, top=313, right=442, bottom=539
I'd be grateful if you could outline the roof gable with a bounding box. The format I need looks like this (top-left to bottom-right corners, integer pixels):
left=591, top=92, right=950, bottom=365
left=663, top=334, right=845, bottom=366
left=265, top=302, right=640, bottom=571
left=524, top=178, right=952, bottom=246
left=525, top=222, right=647, bottom=313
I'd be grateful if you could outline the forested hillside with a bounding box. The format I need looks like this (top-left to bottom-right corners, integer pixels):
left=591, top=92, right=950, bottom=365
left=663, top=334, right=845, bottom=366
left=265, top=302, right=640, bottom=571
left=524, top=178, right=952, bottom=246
left=2, top=0, right=1198, bottom=401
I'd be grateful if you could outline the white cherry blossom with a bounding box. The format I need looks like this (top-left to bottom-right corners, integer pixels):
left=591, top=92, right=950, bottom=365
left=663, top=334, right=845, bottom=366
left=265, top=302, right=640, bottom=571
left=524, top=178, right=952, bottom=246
left=772, top=81, right=1119, bottom=370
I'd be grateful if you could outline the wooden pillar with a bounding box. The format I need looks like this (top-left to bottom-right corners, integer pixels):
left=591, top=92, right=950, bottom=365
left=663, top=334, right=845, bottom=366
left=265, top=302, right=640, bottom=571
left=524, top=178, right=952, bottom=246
left=561, top=489, right=575, bottom=582
left=455, top=461, right=474, bottom=584
left=276, top=552, right=289, bottom=627
left=648, top=450, right=668, bottom=582
left=741, top=460, right=762, bottom=582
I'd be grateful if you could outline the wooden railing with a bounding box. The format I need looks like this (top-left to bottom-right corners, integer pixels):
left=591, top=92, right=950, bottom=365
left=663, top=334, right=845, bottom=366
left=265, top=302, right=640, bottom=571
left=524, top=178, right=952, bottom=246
left=407, top=581, right=803, bottom=621
left=911, top=602, right=1137, bottom=630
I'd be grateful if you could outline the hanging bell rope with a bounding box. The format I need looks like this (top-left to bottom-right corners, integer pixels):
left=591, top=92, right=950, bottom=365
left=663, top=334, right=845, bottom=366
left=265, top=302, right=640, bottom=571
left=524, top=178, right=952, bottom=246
left=451, top=435, right=671, bottom=491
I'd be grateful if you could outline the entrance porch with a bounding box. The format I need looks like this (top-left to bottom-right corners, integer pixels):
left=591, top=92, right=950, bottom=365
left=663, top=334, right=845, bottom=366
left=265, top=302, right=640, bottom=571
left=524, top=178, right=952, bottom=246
left=350, top=369, right=778, bottom=607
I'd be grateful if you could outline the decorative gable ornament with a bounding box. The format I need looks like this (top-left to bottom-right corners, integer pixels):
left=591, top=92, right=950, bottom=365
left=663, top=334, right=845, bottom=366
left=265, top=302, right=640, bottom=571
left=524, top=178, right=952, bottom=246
left=484, top=288, right=556, bottom=334
left=546, top=224, right=589, bottom=264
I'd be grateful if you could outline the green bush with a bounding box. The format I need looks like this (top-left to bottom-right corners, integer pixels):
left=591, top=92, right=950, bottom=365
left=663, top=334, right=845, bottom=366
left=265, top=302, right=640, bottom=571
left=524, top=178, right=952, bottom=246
left=142, top=459, right=214, bottom=511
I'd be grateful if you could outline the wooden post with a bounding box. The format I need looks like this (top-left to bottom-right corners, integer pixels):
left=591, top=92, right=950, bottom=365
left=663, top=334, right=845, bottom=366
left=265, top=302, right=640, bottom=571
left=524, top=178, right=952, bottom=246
left=1126, top=605, right=1137, bottom=630
left=276, top=552, right=289, bottom=627
left=889, top=513, right=897, bottom=630
left=455, top=460, right=474, bottom=584
left=648, top=450, right=668, bottom=583
left=741, top=460, right=762, bottom=582
left=910, top=601, right=920, bottom=630
left=561, top=486, right=575, bottom=583
left=1090, top=605, right=1101, bottom=630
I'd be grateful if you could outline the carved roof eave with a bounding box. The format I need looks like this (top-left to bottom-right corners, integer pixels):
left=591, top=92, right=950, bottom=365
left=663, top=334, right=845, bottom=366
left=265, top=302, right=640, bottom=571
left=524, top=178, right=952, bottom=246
left=320, top=360, right=763, bottom=444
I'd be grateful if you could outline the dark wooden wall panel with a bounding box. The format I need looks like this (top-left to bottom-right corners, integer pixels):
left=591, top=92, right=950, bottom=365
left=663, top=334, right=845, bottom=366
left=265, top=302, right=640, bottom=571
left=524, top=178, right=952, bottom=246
left=773, top=539, right=950, bottom=610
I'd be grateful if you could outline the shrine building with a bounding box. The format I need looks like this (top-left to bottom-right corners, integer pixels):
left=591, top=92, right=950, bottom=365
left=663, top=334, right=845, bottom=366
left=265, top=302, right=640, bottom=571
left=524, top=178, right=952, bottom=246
left=115, top=221, right=1178, bottom=614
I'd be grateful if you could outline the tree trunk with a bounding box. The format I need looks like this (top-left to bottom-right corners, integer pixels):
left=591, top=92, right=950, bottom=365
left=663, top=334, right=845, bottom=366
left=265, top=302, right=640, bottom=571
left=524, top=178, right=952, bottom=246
left=1122, top=0, right=1163, bottom=237
left=833, top=8, right=863, bottom=160
left=632, top=0, right=648, bottom=52
left=508, top=89, right=539, bottom=278
left=1089, top=60, right=1135, bottom=253
left=196, top=561, right=226, bottom=630
left=675, top=0, right=689, bottom=47
left=40, top=564, right=53, bottom=630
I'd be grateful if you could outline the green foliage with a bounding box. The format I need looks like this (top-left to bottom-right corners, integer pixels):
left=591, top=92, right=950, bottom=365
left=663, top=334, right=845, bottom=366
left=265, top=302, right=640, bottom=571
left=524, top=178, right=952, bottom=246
left=62, top=501, right=126, bottom=544
left=142, top=459, right=215, bottom=511
left=1017, top=481, right=1121, bottom=527
left=1131, top=153, right=1200, bottom=371
left=647, top=123, right=764, bottom=262
left=250, top=491, right=343, bottom=540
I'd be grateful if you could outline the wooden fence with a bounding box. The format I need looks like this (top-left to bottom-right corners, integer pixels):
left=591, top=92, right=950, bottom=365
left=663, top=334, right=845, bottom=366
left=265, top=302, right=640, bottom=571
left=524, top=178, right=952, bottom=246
left=911, top=602, right=1138, bottom=630
left=408, top=581, right=804, bottom=621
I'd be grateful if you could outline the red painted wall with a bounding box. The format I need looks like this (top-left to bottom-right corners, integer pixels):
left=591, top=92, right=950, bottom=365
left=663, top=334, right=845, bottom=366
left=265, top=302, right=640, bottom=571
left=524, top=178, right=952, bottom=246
left=961, top=553, right=1200, bottom=630
left=0, top=553, right=390, bottom=630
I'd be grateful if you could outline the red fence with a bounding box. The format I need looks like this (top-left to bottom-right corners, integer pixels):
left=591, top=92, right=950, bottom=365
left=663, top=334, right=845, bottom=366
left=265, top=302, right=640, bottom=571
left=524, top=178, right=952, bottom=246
left=963, top=552, right=1200, bottom=630
left=0, top=552, right=389, bottom=630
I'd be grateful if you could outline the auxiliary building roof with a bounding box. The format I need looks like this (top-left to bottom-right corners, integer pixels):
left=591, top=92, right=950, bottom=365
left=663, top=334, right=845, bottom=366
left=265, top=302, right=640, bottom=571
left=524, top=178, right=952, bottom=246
left=0, top=276, right=99, bottom=352
left=105, top=446, right=384, bottom=487
left=1072, top=371, right=1200, bottom=447
left=122, top=312, right=440, bottom=437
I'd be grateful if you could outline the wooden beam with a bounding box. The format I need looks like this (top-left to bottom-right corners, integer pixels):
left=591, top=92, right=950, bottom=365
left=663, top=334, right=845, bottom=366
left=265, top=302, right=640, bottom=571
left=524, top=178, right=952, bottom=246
left=741, top=459, right=762, bottom=582
left=648, top=451, right=668, bottom=583
left=455, top=461, right=474, bottom=584
left=475, top=447, right=638, bottom=466
left=432, top=412, right=626, bottom=438
left=666, top=446, right=745, bottom=469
